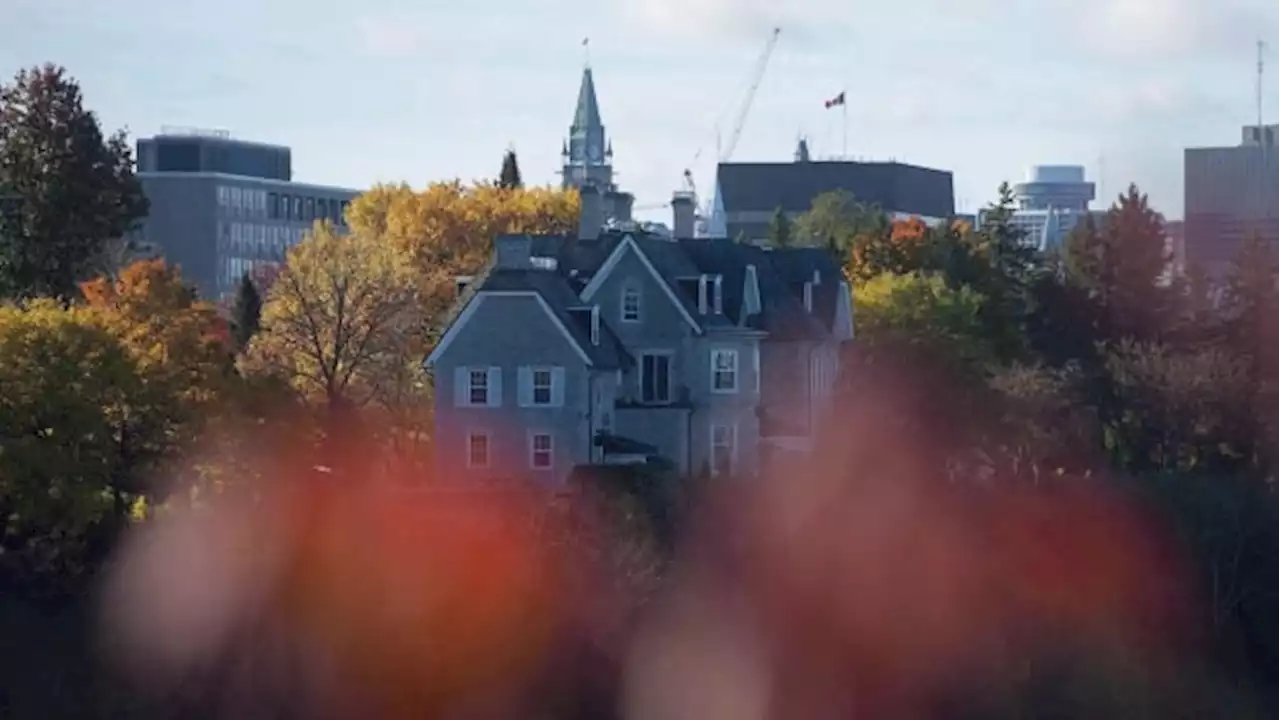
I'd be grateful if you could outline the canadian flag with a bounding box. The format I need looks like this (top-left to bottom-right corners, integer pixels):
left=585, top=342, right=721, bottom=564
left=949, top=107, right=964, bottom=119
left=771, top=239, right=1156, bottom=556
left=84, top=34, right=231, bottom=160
left=824, top=91, right=846, bottom=109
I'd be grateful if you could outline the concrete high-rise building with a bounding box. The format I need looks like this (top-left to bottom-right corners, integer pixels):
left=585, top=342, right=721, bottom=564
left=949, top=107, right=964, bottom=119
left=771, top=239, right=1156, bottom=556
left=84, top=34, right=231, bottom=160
left=978, top=165, right=1104, bottom=252
left=1183, top=124, right=1279, bottom=279
left=133, top=128, right=360, bottom=299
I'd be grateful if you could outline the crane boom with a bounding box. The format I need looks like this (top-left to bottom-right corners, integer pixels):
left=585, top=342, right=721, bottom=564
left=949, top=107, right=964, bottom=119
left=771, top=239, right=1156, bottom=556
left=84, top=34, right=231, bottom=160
left=720, top=26, right=780, bottom=163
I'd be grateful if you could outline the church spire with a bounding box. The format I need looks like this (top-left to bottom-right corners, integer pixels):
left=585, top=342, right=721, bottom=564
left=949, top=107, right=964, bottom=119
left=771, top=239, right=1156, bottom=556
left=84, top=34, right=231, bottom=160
left=572, top=67, right=602, bottom=133
left=562, top=59, right=613, bottom=192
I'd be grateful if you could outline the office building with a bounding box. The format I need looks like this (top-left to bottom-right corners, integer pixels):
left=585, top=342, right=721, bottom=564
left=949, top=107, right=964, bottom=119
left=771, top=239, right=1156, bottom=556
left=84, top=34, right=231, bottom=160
left=133, top=128, right=360, bottom=299
left=1183, top=124, right=1279, bottom=279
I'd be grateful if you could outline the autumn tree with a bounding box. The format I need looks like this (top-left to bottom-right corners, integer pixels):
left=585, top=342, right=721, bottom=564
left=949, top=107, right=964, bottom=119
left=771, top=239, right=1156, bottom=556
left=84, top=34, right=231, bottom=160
left=498, top=149, right=523, bottom=190
left=345, top=181, right=578, bottom=324
left=230, top=272, right=263, bottom=351
left=79, top=259, right=235, bottom=509
left=0, top=64, right=148, bottom=299
left=243, top=221, right=426, bottom=462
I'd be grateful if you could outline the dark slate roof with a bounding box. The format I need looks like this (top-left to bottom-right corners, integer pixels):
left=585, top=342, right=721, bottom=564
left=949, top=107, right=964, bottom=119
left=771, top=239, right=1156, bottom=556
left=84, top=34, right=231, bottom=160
left=716, top=160, right=955, bottom=218
left=762, top=247, right=846, bottom=334
left=475, top=269, right=631, bottom=369
left=739, top=245, right=831, bottom=340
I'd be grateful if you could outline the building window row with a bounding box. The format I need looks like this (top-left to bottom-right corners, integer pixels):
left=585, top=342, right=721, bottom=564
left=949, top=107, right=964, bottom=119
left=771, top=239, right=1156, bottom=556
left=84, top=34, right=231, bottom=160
left=464, top=430, right=554, bottom=470
left=217, top=185, right=350, bottom=225
left=456, top=365, right=567, bottom=408
left=218, top=256, right=280, bottom=293
left=267, top=191, right=349, bottom=225
left=219, top=222, right=306, bottom=259
left=217, top=186, right=269, bottom=219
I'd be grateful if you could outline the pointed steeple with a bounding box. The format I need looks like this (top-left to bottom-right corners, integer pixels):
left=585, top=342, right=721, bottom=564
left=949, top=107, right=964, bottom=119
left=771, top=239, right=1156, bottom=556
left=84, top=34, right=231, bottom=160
left=562, top=61, right=613, bottom=192
left=572, top=67, right=602, bottom=132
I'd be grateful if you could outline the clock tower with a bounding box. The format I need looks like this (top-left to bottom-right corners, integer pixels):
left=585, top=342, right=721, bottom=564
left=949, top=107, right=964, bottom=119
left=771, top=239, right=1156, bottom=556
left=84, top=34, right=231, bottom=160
left=561, top=66, right=614, bottom=191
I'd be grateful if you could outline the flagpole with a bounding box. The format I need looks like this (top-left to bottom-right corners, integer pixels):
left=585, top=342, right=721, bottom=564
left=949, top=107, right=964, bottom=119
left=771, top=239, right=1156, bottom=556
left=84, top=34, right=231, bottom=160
left=841, top=91, right=847, bottom=159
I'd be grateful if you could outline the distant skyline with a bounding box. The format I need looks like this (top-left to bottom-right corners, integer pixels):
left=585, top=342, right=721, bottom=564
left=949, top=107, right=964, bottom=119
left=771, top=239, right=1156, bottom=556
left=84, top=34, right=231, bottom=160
left=5, top=0, right=1277, bottom=221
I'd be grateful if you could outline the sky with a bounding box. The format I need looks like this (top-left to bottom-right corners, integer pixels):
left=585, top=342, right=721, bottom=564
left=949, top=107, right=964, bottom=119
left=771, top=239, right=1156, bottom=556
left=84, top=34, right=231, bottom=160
left=4, top=0, right=1277, bottom=222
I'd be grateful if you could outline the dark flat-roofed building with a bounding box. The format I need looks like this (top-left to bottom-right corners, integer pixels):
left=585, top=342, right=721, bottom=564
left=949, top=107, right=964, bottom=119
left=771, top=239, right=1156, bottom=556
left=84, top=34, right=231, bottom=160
left=133, top=127, right=359, bottom=300
left=707, top=140, right=956, bottom=242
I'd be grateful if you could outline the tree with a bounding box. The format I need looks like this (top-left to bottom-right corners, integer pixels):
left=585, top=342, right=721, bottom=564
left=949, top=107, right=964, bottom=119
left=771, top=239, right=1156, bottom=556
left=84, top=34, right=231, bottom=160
left=766, top=207, right=793, bottom=247
left=854, top=271, right=997, bottom=369
left=79, top=259, right=236, bottom=510
left=0, top=301, right=136, bottom=588
left=0, top=64, right=148, bottom=300
left=243, top=221, right=427, bottom=460
left=1065, top=184, right=1170, bottom=343
left=498, top=149, right=523, bottom=190
left=793, top=189, right=887, bottom=257
left=230, top=272, right=263, bottom=351
left=345, top=181, right=578, bottom=324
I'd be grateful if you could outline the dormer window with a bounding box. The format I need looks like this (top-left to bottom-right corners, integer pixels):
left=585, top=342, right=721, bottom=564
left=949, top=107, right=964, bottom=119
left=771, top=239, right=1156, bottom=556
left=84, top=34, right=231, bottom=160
left=621, top=285, right=641, bottom=323
left=713, top=275, right=723, bottom=314
left=698, top=274, right=709, bottom=314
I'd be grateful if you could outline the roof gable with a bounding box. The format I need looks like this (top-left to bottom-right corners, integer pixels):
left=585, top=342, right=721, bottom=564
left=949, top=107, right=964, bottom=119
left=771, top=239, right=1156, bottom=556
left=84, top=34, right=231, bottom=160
left=579, top=234, right=703, bottom=332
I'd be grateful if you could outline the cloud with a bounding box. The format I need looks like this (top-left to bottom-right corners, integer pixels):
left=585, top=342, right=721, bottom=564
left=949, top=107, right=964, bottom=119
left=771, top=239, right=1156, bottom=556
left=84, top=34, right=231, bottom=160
left=355, top=16, right=423, bottom=58
left=1059, top=0, right=1277, bottom=61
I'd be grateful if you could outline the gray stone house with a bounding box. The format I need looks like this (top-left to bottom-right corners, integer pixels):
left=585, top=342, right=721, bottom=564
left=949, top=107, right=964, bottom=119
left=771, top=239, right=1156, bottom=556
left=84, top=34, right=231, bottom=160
left=424, top=215, right=854, bottom=483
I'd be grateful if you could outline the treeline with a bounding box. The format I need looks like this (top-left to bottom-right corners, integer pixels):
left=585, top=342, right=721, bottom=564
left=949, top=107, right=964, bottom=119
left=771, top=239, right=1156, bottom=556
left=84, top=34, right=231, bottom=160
left=783, top=183, right=1277, bottom=713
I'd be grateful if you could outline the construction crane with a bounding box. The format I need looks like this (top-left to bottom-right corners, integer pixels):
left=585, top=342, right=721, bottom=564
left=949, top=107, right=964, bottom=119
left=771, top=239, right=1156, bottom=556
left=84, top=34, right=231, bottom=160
left=719, top=26, right=781, bottom=164
left=680, top=26, right=781, bottom=234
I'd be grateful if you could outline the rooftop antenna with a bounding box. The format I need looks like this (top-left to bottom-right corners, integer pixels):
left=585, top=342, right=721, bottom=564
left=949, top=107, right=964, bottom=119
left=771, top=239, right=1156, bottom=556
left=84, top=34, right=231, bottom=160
left=1257, top=39, right=1266, bottom=130
left=1259, top=39, right=1269, bottom=221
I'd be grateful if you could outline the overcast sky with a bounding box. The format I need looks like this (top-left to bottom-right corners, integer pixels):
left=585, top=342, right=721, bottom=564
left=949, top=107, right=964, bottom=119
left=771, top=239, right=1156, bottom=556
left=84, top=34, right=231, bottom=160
left=5, top=0, right=1277, bottom=221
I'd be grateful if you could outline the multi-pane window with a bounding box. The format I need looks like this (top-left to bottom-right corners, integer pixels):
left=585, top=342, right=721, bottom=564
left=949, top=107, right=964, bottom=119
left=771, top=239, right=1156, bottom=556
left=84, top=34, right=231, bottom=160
left=530, top=433, right=553, bottom=469
left=467, top=432, right=490, bottom=468
left=317, top=198, right=328, bottom=223
left=621, top=286, right=641, bottom=322
left=469, top=368, right=489, bottom=405
left=532, top=368, right=553, bottom=405
left=710, top=424, right=736, bottom=475
left=640, top=352, right=671, bottom=404
left=711, top=349, right=738, bottom=393
left=305, top=197, right=315, bottom=221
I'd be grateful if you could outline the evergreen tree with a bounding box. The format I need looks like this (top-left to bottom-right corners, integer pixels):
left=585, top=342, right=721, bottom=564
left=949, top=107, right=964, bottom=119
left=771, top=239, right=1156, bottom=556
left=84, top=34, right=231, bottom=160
left=766, top=206, right=792, bottom=247
left=230, top=273, right=262, bottom=351
left=0, top=64, right=148, bottom=299
left=498, top=149, right=523, bottom=190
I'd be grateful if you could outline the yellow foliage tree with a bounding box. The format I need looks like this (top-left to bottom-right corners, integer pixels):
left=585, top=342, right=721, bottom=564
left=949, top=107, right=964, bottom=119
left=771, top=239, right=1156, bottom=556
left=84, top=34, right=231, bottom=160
left=346, top=181, right=579, bottom=322
left=244, top=221, right=427, bottom=456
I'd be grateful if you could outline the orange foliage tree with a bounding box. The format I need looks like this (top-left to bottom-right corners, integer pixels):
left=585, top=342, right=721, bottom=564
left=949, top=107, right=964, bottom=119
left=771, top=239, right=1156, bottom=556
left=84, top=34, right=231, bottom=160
left=79, top=259, right=237, bottom=501
left=346, top=181, right=580, bottom=324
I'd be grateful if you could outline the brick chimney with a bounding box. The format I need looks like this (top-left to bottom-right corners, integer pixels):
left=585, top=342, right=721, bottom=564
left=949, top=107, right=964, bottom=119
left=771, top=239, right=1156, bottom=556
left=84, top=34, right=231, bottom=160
left=671, top=190, right=695, bottom=239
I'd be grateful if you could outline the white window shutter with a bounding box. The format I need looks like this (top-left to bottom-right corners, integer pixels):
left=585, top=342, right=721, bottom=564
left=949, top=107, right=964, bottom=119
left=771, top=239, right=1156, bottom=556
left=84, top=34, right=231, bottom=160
left=454, top=366, right=468, bottom=407
left=551, top=367, right=566, bottom=407
left=487, top=367, right=502, bottom=407
left=517, top=367, right=532, bottom=407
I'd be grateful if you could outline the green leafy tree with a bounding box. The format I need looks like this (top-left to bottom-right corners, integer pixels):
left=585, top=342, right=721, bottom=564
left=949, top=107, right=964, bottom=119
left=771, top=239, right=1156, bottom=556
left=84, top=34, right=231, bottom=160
left=0, top=64, right=148, bottom=300
left=765, top=206, right=792, bottom=247
left=498, top=149, right=523, bottom=190
left=793, top=189, right=887, bottom=255
left=230, top=272, right=263, bottom=351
